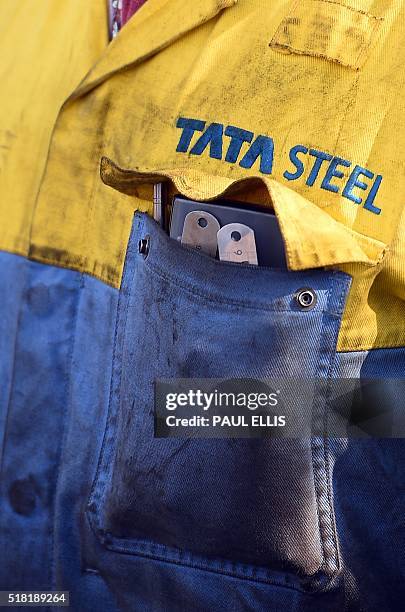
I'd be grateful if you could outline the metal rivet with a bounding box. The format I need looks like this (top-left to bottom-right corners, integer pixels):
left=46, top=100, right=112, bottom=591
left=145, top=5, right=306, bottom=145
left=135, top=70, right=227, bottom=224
left=138, top=236, right=150, bottom=258
left=295, top=288, right=317, bottom=310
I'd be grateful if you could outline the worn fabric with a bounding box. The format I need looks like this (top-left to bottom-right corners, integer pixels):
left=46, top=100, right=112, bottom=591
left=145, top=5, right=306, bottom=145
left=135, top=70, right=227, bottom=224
left=1, top=0, right=405, bottom=350
left=0, top=1, right=404, bottom=610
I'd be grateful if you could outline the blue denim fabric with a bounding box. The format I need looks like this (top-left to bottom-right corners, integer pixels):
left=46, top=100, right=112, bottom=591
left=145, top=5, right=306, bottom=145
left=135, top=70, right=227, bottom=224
left=0, top=215, right=404, bottom=611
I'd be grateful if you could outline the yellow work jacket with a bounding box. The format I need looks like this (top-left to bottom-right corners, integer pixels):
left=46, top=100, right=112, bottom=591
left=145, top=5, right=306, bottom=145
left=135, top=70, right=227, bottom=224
left=1, top=0, right=404, bottom=352
left=1, top=3, right=405, bottom=609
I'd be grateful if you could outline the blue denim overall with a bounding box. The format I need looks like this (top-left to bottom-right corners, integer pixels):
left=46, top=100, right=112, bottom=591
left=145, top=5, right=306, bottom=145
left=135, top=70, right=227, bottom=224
left=0, top=214, right=403, bottom=611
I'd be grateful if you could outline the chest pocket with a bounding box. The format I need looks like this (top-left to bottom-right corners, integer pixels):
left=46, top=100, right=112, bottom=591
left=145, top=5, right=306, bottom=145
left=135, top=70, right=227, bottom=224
left=270, top=0, right=383, bottom=70
left=86, top=166, right=354, bottom=590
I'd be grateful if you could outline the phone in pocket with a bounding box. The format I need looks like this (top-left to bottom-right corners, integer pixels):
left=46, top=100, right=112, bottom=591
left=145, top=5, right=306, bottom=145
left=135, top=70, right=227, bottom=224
left=169, top=196, right=287, bottom=268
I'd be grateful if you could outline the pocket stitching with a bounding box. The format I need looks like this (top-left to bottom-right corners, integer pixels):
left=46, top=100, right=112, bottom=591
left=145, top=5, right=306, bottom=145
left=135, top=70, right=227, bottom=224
left=270, top=0, right=383, bottom=70
left=87, top=217, right=144, bottom=533
left=145, top=257, right=328, bottom=313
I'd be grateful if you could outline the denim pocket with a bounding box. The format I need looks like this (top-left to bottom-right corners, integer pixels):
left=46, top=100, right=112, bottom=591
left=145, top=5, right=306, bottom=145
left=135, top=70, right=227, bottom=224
left=87, top=212, right=351, bottom=592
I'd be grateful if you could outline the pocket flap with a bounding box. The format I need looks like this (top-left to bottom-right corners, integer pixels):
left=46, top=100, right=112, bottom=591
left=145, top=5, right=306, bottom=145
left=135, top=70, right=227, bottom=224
left=270, top=0, right=383, bottom=70
left=100, top=156, right=388, bottom=271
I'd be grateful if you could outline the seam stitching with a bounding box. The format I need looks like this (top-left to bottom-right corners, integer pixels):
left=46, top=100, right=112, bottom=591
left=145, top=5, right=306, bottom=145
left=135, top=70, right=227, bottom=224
left=270, top=0, right=383, bottom=70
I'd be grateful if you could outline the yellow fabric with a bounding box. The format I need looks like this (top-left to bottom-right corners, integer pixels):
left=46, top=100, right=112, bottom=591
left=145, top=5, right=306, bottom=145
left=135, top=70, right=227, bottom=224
left=0, top=0, right=404, bottom=351
left=0, top=0, right=108, bottom=255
